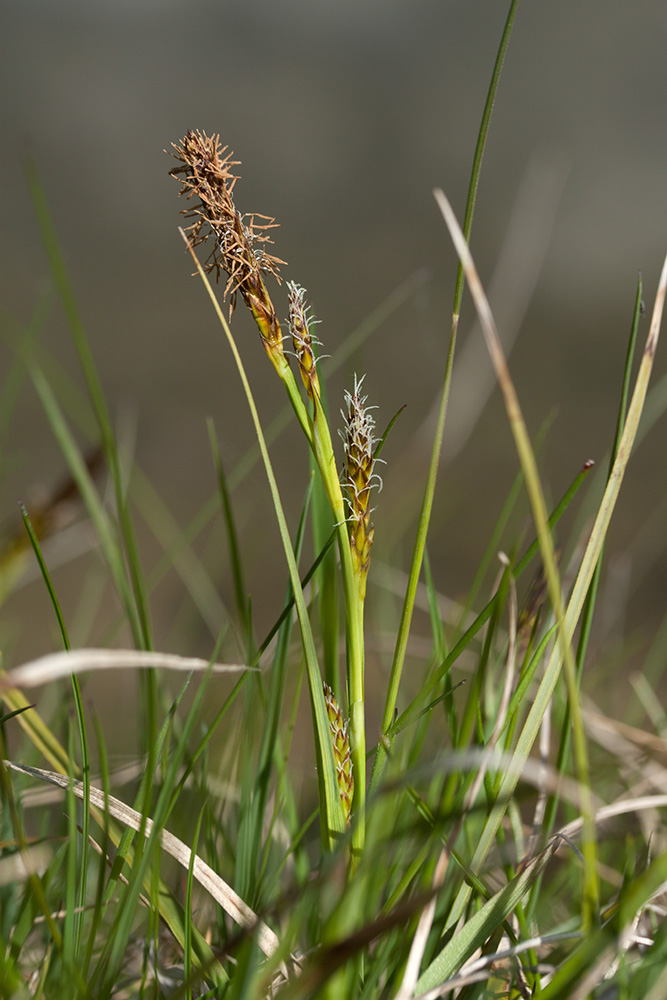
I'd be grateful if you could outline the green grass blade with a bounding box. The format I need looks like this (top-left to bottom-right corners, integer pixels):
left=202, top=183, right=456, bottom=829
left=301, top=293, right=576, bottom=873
left=531, top=275, right=647, bottom=920
left=237, top=480, right=313, bottom=905
left=414, top=838, right=559, bottom=993
left=372, top=460, right=592, bottom=765
left=436, top=187, right=602, bottom=925
left=184, top=802, right=207, bottom=1000
left=17, top=502, right=91, bottom=964
left=17, top=503, right=71, bottom=653
left=81, top=712, right=111, bottom=981
left=373, top=0, right=522, bottom=790
left=207, top=417, right=252, bottom=647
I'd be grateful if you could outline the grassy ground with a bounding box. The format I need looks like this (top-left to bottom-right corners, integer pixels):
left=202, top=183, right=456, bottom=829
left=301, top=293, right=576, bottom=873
left=3, top=4, right=667, bottom=997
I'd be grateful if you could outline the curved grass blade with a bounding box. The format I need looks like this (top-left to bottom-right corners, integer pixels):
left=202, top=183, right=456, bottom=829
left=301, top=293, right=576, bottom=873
left=374, top=404, right=407, bottom=462
left=528, top=275, right=647, bottom=922
left=2, top=761, right=279, bottom=957
left=435, top=186, right=600, bottom=925
left=25, top=161, right=152, bottom=651
left=3, top=648, right=249, bottom=689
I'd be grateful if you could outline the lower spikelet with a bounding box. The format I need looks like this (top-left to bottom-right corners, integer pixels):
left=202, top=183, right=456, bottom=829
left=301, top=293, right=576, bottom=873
left=323, top=682, right=354, bottom=825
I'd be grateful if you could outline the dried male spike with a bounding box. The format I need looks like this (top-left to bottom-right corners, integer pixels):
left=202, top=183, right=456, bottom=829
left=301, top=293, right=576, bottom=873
left=339, top=375, right=381, bottom=590
left=323, top=682, right=354, bottom=825
left=169, top=130, right=286, bottom=355
left=287, top=282, right=321, bottom=402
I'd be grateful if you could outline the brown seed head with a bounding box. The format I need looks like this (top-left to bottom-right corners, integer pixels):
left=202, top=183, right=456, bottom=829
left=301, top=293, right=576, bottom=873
left=169, top=130, right=286, bottom=350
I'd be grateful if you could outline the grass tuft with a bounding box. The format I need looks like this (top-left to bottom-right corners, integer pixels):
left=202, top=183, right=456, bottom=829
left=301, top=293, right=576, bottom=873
left=2, top=5, right=667, bottom=997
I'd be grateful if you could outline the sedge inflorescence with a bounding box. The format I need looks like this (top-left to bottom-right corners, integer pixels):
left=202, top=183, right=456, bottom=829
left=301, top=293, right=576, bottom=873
left=169, top=129, right=286, bottom=353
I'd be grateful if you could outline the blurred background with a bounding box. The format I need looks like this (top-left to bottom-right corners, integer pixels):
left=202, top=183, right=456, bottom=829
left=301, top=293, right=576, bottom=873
left=1, top=0, right=667, bottom=709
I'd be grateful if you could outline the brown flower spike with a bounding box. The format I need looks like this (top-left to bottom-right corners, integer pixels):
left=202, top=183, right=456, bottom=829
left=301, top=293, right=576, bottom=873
left=169, top=129, right=286, bottom=358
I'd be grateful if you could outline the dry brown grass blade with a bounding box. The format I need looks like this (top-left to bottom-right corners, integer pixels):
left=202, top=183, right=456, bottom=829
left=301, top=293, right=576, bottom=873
left=557, top=793, right=667, bottom=841
left=1, top=649, right=252, bottom=689
left=3, top=760, right=280, bottom=958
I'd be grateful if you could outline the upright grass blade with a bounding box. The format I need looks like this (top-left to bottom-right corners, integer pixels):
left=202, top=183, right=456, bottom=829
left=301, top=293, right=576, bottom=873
left=179, top=229, right=346, bottom=849
left=207, top=418, right=252, bottom=649
left=372, top=0, right=522, bottom=791
left=184, top=802, right=207, bottom=1000
left=572, top=273, right=645, bottom=687
left=18, top=503, right=90, bottom=964
left=414, top=837, right=559, bottom=994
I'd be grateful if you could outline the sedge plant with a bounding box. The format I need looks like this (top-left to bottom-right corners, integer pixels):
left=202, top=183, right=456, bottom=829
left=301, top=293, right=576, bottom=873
left=169, top=127, right=379, bottom=860
left=3, top=2, right=667, bottom=996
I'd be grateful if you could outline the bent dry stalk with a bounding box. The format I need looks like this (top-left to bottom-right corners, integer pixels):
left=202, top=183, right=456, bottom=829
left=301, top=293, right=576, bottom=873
left=169, top=129, right=381, bottom=857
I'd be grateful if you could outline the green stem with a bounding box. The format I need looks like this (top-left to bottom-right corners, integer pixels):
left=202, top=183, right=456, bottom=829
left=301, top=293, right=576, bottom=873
left=251, top=284, right=368, bottom=858
left=311, top=394, right=366, bottom=858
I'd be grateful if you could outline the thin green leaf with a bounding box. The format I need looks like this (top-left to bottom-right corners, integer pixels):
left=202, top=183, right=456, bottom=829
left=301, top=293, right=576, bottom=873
left=207, top=418, right=251, bottom=646
left=374, top=403, right=407, bottom=462
left=373, top=0, right=522, bottom=790
left=185, top=802, right=207, bottom=1000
